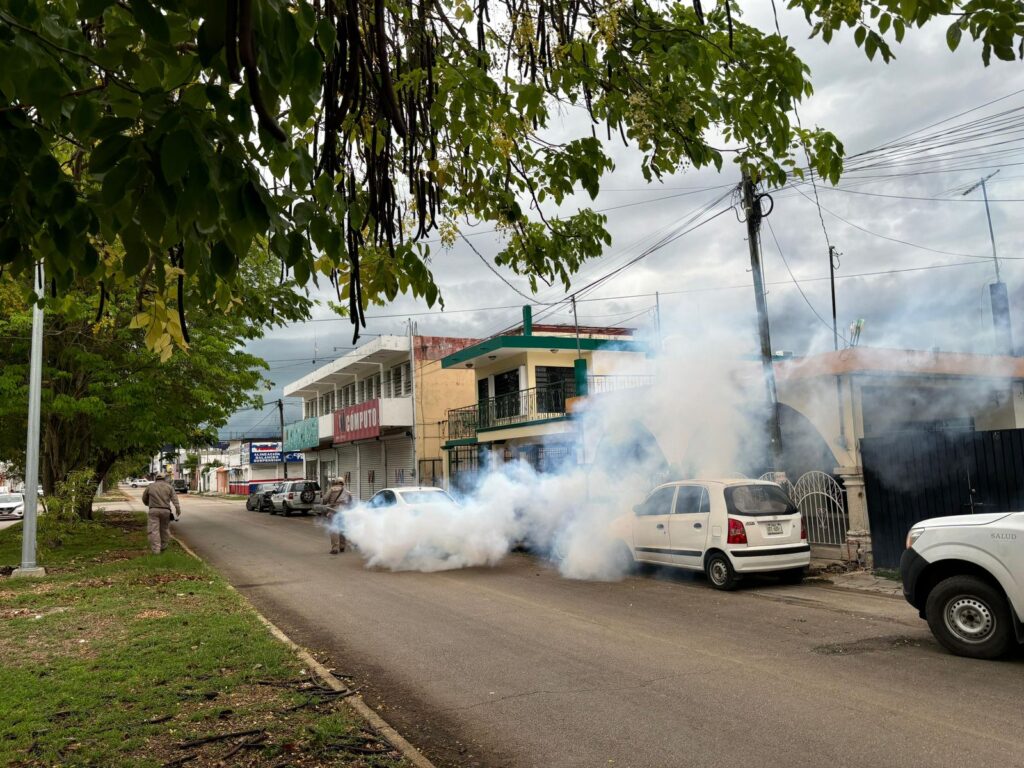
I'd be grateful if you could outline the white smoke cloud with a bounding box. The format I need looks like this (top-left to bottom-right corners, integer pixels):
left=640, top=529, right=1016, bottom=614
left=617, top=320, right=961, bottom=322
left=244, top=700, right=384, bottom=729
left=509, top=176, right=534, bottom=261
left=334, top=320, right=768, bottom=580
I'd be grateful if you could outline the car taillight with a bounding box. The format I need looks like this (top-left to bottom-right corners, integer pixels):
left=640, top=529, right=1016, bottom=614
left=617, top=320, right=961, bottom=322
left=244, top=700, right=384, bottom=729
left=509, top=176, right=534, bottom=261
left=288, top=493, right=294, bottom=499
left=800, top=515, right=807, bottom=540
left=727, top=518, right=747, bottom=545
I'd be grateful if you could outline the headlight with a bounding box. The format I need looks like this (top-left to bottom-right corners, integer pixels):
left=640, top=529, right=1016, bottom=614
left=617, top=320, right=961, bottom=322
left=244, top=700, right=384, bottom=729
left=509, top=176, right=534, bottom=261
left=905, top=528, right=924, bottom=549
left=13, top=505, right=24, bottom=516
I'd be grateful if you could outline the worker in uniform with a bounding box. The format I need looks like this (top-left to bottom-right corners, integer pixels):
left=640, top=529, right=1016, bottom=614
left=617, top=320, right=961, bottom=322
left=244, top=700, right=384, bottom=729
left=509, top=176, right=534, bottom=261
left=141, top=473, right=181, bottom=554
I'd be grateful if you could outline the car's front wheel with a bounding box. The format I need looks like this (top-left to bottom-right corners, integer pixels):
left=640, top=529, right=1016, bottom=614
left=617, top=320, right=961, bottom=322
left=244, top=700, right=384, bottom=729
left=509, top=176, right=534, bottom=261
left=282, top=502, right=292, bottom=517
left=925, top=575, right=1015, bottom=659
left=705, top=551, right=740, bottom=591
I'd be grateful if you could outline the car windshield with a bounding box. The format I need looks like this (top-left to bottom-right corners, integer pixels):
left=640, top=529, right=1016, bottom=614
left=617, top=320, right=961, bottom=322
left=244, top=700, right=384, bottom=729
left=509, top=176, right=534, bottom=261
left=0, top=494, right=22, bottom=504
left=724, top=484, right=797, bottom=517
left=398, top=489, right=455, bottom=505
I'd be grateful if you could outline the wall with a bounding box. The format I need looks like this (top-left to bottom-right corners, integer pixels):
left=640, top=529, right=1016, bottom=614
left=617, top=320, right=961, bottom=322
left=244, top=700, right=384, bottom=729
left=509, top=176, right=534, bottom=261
left=414, top=336, right=477, bottom=471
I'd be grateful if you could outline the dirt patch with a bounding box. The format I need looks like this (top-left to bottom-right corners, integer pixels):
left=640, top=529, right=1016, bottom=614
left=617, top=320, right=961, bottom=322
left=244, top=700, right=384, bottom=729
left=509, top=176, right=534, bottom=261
left=0, top=606, right=70, bottom=620
left=813, top=635, right=924, bottom=655
left=135, top=609, right=171, bottom=620
left=131, top=572, right=208, bottom=587
left=89, top=548, right=148, bottom=564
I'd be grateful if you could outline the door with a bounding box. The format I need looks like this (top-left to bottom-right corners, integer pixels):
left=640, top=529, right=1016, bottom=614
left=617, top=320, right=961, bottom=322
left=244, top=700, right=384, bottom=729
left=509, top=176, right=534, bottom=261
left=631, top=485, right=677, bottom=563
left=670, top=485, right=710, bottom=569
left=359, top=442, right=384, bottom=500
left=384, top=437, right=415, bottom=487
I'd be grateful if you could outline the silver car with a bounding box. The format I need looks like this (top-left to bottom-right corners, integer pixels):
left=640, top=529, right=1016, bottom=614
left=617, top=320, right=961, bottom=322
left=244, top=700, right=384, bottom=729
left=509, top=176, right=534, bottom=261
left=270, top=481, right=322, bottom=516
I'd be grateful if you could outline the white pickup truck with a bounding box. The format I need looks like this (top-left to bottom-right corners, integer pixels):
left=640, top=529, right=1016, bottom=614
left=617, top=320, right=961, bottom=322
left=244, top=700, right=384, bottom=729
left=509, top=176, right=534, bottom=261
left=901, top=511, right=1023, bottom=659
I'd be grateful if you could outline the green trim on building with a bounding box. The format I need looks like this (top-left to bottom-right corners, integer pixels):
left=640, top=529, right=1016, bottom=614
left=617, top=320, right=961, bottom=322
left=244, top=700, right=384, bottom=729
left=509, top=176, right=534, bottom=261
left=440, top=335, right=648, bottom=368
left=476, top=415, right=570, bottom=434
left=443, top=437, right=480, bottom=448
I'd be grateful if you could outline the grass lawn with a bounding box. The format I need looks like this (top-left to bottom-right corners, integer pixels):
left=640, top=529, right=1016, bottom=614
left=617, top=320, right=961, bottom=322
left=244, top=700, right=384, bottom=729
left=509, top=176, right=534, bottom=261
left=0, top=513, right=407, bottom=768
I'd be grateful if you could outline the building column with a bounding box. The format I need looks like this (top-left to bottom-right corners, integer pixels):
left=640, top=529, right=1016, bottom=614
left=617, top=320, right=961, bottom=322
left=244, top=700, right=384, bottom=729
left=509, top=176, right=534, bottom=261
left=835, top=465, right=872, bottom=569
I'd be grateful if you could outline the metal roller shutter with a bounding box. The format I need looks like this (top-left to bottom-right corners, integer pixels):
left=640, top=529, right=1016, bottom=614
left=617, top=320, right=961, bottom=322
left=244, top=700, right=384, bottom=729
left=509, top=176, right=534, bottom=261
left=336, top=445, right=357, bottom=488
left=384, top=437, right=415, bottom=487
left=318, top=449, right=337, bottom=490
left=358, top=442, right=384, bottom=500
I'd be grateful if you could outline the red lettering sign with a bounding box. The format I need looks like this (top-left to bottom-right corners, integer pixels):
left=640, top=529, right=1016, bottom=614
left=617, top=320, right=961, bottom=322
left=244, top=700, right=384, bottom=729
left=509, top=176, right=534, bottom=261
left=333, top=399, right=381, bottom=443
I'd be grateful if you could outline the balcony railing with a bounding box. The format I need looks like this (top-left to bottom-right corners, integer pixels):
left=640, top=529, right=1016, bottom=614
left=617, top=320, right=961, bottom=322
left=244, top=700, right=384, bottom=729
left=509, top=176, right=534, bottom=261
left=446, top=380, right=576, bottom=440
left=445, top=376, right=656, bottom=441
left=585, top=374, right=654, bottom=395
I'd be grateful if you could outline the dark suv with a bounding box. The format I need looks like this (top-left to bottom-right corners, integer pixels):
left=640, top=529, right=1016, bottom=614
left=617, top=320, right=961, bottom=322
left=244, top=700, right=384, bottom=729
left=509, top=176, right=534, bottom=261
left=246, top=483, right=279, bottom=512
left=171, top=478, right=189, bottom=494
left=270, top=481, right=322, bottom=516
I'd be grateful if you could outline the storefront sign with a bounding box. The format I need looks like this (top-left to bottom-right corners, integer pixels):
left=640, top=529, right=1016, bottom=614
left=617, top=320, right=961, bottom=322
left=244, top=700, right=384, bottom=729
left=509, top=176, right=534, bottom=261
left=249, top=442, right=304, bottom=464
left=333, top=400, right=381, bottom=443
left=284, top=417, right=319, bottom=452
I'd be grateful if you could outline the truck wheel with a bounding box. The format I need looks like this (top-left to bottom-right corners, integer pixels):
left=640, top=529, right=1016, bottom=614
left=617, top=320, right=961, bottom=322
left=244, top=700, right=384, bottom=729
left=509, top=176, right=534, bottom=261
left=925, top=575, right=1015, bottom=659
left=705, top=552, right=740, bottom=591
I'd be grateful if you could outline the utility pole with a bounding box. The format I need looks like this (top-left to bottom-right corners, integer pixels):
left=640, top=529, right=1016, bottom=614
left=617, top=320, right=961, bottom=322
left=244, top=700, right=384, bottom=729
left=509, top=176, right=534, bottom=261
left=963, top=171, right=1014, bottom=354
left=15, top=261, right=46, bottom=578
left=278, top=398, right=288, bottom=481
left=828, top=245, right=840, bottom=352
left=570, top=295, right=582, bottom=358
left=654, top=291, right=663, bottom=351
left=741, top=173, right=783, bottom=469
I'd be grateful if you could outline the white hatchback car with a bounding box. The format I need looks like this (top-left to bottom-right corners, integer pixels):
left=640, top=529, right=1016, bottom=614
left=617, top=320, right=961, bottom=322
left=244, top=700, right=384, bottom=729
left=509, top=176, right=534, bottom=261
left=365, top=487, right=458, bottom=509
left=609, top=479, right=810, bottom=590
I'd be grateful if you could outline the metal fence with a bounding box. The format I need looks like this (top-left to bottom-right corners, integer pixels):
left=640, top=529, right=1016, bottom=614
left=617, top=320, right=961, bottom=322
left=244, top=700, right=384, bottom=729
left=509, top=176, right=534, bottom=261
left=586, top=374, right=654, bottom=395
left=760, top=470, right=847, bottom=547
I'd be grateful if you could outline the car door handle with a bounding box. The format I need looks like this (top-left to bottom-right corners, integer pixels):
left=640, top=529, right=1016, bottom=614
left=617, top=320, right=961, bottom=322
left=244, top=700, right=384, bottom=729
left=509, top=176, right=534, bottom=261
left=693, top=523, right=702, bottom=529
left=656, top=523, right=665, bottom=530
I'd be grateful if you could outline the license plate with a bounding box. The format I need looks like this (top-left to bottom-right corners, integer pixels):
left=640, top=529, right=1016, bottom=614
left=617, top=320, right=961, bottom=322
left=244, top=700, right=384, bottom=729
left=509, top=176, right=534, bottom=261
left=766, top=522, right=784, bottom=535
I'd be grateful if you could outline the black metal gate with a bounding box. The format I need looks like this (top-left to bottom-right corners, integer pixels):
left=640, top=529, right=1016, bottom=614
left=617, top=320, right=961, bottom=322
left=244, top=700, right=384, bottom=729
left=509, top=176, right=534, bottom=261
left=862, top=428, right=1024, bottom=568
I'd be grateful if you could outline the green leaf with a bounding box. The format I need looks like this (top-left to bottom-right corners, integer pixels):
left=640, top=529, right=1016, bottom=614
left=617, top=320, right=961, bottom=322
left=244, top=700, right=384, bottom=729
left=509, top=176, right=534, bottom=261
left=102, top=160, right=139, bottom=206
left=211, top=242, right=236, bottom=277
left=854, top=26, right=866, bottom=47
left=197, top=12, right=226, bottom=66
left=90, top=135, right=132, bottom=175
left=30, top=156, right=60, bottom=191
left=160, top=130, right=196, bottom=184
left=946, top=22, right=962, bottom=51
left=132, top=0, right=170, bottom=43
left=79, top=0, right=115, bottom=17
left=70, top=97, right=99, bottom=137
left=122, top=227, right=149, bottom=276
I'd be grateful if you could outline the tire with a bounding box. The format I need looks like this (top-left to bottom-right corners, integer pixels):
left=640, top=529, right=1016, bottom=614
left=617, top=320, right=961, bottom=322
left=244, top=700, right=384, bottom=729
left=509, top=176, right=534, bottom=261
left=269, top=504, right=278, bottom=516
left=283, top=502, right=292, bottom=517
left=705, top=551, right=740, bottom=591
left=260, top=499, right=272, bottom=513
left=299, top=489, right=315, bottom=504
left=925, top=575, right=1015, bottom=659
left=778, top=567, right=806, bottom=585
left=613, top=541, right=636, bottom=575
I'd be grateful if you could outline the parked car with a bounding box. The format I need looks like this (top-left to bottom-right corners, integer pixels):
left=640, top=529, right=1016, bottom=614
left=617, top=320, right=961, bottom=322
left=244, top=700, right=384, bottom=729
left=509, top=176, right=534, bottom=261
left=246, top=483, right=280, bottom=512
left=901, top=511, right=1023, bottom=659
left=171, top=479, right=189, bottom=494
left=607, top=480, right=810, bottom=590
left=0, top=493, right=25, bottom=518
left=270, top=481, right=322, bottom=516
left=365, top=487, right=458, bottom=509
left=129, top=478, right=152, bottom=488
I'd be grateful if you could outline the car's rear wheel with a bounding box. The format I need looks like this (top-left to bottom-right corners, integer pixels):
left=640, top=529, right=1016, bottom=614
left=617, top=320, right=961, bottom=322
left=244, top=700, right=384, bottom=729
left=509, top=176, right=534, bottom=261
left=925, top=575, right=1014, bottom=659
left=613, top=541, right=636, bottom=575
left=283, top=502, right=292, bottom=517
left=778, top=567, right=806, bottom=585
left=705, top=551, right=740, bottom=591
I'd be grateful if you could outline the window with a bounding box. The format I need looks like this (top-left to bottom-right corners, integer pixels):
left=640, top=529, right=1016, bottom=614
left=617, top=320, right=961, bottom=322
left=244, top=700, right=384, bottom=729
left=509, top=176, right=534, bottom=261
left=477, top=377, right=489, bottom=403
left=368, top=490, right=397, bottom=508
left=674, top=486, right=707, bottom=515
left=398, top=489, right=456, bottom=505
left=636, top=486, right=675, bottom=516
left=402, top=362, right=412, bottom=395
left=390, top=365, right=402, bottom=398
left=725, top=484, right=796, bottom=517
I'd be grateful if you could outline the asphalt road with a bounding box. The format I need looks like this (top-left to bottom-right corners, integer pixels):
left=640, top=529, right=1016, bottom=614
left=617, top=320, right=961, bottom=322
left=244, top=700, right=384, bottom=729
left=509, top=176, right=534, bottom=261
left=162, top=491, right=1024, bottom=768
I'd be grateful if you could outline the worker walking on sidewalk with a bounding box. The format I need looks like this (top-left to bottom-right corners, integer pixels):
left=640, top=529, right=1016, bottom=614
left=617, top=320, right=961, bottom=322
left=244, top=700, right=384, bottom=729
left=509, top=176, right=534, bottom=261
left=142, top=474, right=181, bottom=554
left=318, top=478, right=353, bottom=555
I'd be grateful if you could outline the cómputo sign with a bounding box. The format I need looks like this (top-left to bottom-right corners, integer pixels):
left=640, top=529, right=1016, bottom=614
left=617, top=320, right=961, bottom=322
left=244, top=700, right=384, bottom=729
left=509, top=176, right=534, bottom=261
left=333, top=400, right=381, bottom=443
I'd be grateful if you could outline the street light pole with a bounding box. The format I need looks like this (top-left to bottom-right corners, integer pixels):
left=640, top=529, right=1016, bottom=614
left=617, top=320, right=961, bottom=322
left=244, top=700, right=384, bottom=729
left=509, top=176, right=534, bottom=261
left=14, top=261, right=47, bottom=578
left=963, top=171, right=1014, bottom=354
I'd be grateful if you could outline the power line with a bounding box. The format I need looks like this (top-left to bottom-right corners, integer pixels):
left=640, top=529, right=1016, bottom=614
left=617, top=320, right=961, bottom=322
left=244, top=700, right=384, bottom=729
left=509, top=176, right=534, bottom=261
left=458, top=231, right=545, bottom=303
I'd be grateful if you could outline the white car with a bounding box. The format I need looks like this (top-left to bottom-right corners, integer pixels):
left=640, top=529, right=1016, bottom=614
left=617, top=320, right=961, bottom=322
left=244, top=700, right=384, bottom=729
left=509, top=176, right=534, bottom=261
left=901, top=511, right=1023, bottom=659
left=0, top=493, right=25, bottom=518
left=129, top=478, right=152, bottom=488
left=365, top=487, right=458, bottom=509
left=609, top=479, right=810, bottom=590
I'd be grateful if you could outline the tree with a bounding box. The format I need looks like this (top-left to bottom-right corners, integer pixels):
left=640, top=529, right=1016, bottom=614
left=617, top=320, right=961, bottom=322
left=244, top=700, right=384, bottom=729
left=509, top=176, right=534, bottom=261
left=2, top=1, right=1018, bottom=351
left=0, top=251, right=308, bottom=517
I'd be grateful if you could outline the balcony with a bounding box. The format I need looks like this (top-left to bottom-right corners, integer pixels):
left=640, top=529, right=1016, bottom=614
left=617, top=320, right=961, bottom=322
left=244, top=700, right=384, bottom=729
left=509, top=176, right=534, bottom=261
left=445, top=375, right=655, bottom=443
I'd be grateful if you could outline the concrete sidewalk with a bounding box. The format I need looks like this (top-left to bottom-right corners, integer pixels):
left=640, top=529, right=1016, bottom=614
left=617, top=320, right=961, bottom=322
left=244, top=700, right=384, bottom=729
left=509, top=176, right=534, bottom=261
left=816, top=568, right=904, bottom=599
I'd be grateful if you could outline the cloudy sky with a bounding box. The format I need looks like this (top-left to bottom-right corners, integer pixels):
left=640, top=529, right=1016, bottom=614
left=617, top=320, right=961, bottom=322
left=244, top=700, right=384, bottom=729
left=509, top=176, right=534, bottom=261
left=223, top=4, right=1024, bottom=438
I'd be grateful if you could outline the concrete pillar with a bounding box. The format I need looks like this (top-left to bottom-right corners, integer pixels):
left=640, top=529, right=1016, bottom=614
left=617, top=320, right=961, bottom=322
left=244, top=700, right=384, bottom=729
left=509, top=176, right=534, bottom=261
left=835, top=465, right=872, bottom=569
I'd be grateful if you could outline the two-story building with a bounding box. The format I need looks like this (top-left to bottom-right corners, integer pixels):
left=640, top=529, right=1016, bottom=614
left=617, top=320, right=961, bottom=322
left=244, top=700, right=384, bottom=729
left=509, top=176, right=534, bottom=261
left=282, top=333, right=476, bottom=499
left=440, top=307, right=652, bottom=492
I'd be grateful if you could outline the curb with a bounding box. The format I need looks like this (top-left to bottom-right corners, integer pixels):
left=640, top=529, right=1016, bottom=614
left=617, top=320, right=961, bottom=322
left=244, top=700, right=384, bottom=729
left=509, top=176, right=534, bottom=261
left=172, top=533, right=436, bottom=768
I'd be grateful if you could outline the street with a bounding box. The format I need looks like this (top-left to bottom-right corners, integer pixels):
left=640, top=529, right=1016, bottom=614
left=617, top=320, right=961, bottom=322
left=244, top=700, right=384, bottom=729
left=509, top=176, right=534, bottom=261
left=162, top=491, right=1024, bottom=768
